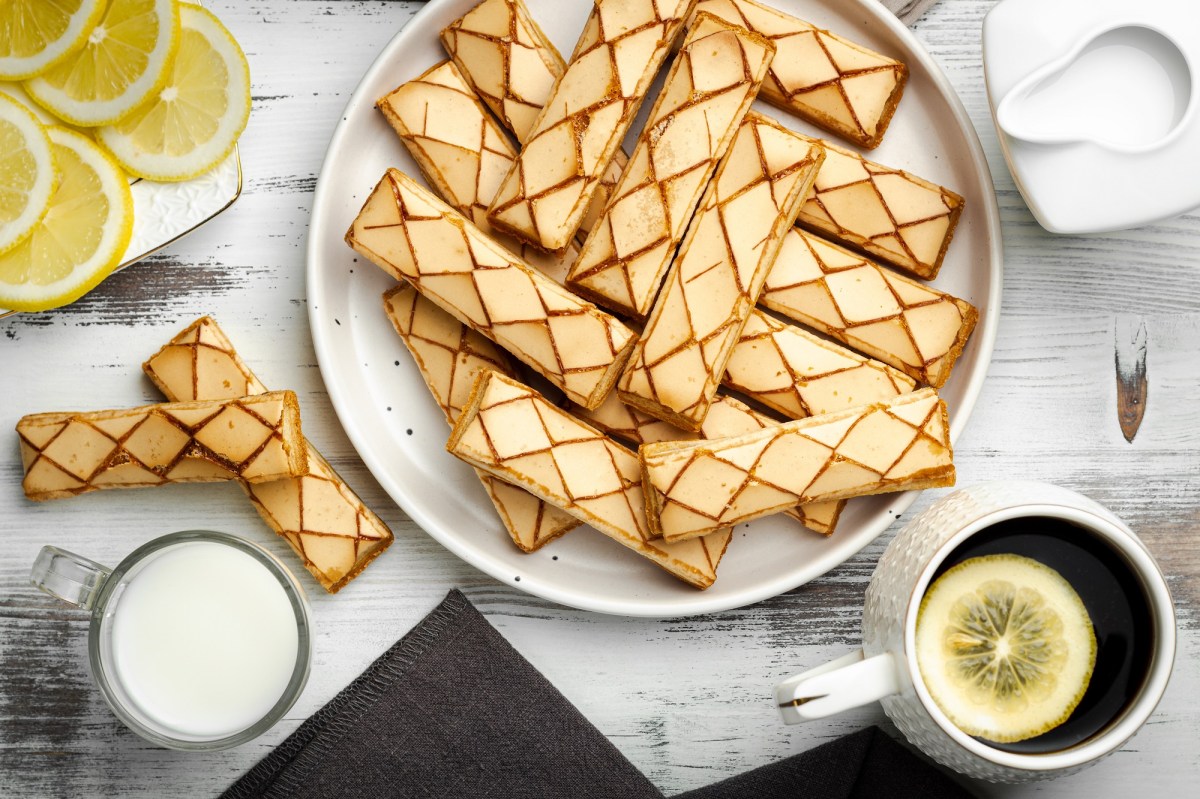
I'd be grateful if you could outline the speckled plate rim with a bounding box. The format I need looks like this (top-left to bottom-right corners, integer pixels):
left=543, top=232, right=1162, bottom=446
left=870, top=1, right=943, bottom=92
left=306, top=0, right=1003, bottom=617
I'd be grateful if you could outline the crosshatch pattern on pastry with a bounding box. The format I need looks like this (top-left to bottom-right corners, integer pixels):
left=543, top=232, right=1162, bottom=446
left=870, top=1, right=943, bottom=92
left=438, top=0, right=634, bottom=239
left=615, top=113, right=820, bottom=427
left=641, top=388, right=954, bottom=541
left=567, top=14, right=776, bottom=319
left=347, top=168, right=637, bottom=410
left=440, top=0, right=567, bottom=144
left=798, top=140, right=964, bottom=280
left=760, top=228, right=978, bottom=388
left=143, top=317, right=394, bottom=593
left=486, top=0, right=697, bottom=253
left=18, top=392, right=307, bottom=501
left=447, top=369, right=732, bottom=589
left=377, top=60, right=576, bottom=285
left=723, top=309, right=916, bottom=419
left=383, top=284, right=580, bottom=552
left=577, top=391, right=843, bottom=536
left=692, top=0, right=908, bottom=148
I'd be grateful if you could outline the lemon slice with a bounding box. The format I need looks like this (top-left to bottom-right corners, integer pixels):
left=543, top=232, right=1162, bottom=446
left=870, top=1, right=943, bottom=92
left=0, top=0, right=106, bottom=81
left=0, top=94, right=56, bottom=255
left=24, top=0, right=181, bottom=127
left=0, top=82, right=61, bottom=126
left=916, top=554, right=1097, bottom=744
left=97, top=4, right=249, bottom=181
left=0, top=126, right=134, bottom=311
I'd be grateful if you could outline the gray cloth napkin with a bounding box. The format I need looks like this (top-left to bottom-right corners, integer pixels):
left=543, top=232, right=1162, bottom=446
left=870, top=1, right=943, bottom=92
left=221, top=590, right=972, bottom=799
left=675, top=726, right=972, bottom=799
left=220, top=589, right=658, bottom=799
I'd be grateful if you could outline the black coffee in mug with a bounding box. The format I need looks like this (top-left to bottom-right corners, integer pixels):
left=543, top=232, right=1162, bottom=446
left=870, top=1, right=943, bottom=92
left=928, top=515, right=1156, bottom=754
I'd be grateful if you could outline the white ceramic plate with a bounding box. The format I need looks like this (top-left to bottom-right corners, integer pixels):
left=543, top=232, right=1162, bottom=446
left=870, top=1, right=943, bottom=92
left=307, top=0, right=1002, bottom=617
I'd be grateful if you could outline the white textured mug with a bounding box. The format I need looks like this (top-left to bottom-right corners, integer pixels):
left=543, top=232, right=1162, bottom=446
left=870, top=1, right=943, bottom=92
left=775, top=482, right=1176, bottom=783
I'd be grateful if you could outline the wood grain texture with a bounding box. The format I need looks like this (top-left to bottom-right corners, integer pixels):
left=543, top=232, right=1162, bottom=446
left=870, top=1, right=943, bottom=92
left=1114, top=316, right=1148, bottom=442
left=1, top=1, right=1199, bottom=797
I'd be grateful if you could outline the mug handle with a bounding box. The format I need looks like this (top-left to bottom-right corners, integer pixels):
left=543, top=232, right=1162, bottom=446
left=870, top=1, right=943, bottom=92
left=30, top=546, right=112, bottom=611
left=775, top=650, right=902, bottom=724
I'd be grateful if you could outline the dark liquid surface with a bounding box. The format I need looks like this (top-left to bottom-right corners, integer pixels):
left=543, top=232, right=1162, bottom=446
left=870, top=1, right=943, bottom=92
left=928, top=516, right=1154, bottom=754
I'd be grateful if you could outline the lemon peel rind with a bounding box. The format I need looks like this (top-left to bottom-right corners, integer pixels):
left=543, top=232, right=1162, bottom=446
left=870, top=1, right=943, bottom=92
left=0, top=0, right=107, bottom=81
left=0, top=126, right=134, bottom=311
left=97, top=5, right=250, bottom=182
left=23, top=0, right=183, bottom=128
left=0, top=82, right=60, bottom=126
left=0, top=94, right=57, bottom=255
left=915, top=553, right=1097, bottom=744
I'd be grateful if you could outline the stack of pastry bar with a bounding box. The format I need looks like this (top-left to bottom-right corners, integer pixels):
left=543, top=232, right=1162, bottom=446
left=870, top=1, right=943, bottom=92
left=16, top=318, right=395, bottom=594
left=348, top=0, right=978, bottom=590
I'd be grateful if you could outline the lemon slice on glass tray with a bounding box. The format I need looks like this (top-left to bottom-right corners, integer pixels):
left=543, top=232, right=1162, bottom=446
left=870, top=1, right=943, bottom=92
left=915, top=554, right=1097, bottom=744
left=97, top=4, right=250, bottom=182
left=24, top=0, right=181, bottom=127
left=0, top=126, right=134, bottom=312
left=0, top=0, right=107, bottom=81
left=0, top=94, right=56, bottom=255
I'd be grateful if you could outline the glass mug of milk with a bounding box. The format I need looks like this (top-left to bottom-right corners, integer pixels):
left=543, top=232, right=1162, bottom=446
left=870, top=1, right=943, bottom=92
left=31, top=531, right=311, bottom=750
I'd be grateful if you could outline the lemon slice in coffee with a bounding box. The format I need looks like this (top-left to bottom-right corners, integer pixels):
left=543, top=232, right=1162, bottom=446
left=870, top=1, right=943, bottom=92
left=916, top=554, right=1096, bottom=744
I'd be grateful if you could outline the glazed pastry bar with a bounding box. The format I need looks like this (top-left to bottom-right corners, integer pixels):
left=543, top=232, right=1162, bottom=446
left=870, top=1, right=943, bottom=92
left=691, top=0, right=907, bottom=148
left=798, top=140, right=964, bottom=280
left=346, top=168, right=637, bottom=409
left=616, top=113, right=822, bottom=427
left=486, top=0, right=696, bottom=253
left=447, top=369, right=731, bottom=589
left=641, top=388, right=955, bottom=541
left=439, top=0, right=627, bottom=236
left=567, top=14, right=776, bottom=319
left=723, top=309, right=916, bottom=419
left=377, top=61, right=575, bottom=285
left=577, top=392, right=843, bottom=536
left=18, top=392, right=307, bottom=502
left=383, top=284, right=580, bottom=552
left=143, top=318, right=394, bottom=593
left=439, top=0, right=565, bottom=144
left=759, top=228, right=978, bottom=387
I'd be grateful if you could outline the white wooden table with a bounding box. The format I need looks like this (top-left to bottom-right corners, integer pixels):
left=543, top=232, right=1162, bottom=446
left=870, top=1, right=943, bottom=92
left=2, top=1, right=1197, bottom=795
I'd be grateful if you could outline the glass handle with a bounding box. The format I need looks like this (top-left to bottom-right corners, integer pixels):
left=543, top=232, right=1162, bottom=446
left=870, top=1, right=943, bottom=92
left=30, top=546, right=112, bottom=610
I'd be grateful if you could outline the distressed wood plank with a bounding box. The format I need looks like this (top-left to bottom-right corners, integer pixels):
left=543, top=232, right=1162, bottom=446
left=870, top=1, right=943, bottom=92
left=1, top=1, right=1198, bottom=797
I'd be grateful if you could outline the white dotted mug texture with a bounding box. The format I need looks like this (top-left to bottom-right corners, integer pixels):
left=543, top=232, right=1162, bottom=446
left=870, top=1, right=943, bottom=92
left=864, top=481, right=1141, bottom=782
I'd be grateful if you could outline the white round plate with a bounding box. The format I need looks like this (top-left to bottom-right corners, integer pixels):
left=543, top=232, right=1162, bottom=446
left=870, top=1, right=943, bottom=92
left=307, top=0, right=1002, bottom=617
